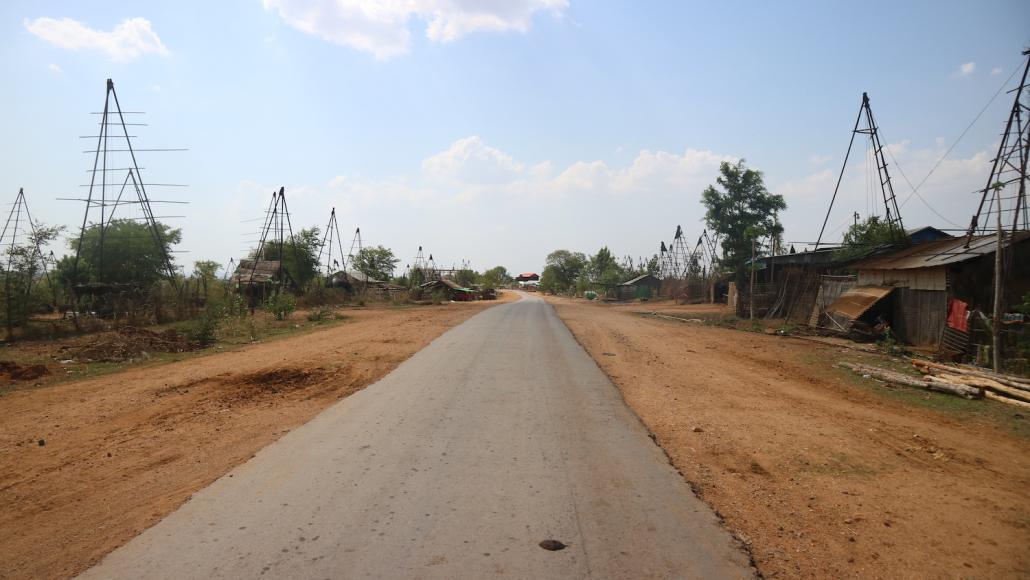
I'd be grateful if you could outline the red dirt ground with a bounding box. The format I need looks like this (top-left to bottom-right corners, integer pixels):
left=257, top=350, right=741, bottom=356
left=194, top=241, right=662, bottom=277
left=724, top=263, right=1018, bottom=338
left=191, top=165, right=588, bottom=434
left=550, top=296, right=1030, bottom=580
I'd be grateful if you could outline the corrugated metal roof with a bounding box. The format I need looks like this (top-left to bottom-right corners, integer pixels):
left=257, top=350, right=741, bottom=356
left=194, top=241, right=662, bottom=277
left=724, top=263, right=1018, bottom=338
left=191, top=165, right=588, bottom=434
left=854, top=232, right=1030, bottom=270
left=620, top=274, right=660, bottom=286
left=826, top=286, right=894, bottom=320
left=231, top=259, right=282, bottom=284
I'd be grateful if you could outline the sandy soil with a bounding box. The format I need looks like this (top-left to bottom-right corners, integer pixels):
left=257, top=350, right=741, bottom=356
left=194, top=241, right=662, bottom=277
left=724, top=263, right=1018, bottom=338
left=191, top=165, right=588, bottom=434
left=548, top=296, right=1030, bottom=579
left=0, top=297, right=509, bottom=580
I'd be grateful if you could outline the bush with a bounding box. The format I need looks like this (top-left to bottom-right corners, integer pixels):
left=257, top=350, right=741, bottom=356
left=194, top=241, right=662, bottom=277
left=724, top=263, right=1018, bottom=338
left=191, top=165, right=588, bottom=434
left=430, top=289, right=446, bottom=305
left=265, top=292, right=297, bottom=321
left=185, top=301, right=224, bottom=347
left=306, top=305, right=336, bottom=322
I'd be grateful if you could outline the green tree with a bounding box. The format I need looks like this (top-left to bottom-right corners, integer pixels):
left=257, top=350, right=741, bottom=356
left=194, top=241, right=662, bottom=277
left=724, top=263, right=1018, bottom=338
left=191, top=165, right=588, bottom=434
left=544, top=249, right=588, bottom=293
left=257, top=227, right=321, bottom=289
left=479, top=266, right=511, bottom=290
left=1, top=223, right=63, bottom=331
left=453, top=268, right=478, bottom=288
left=645, top=254, right=660, bottom=277
left=60, top=219, right=181, bottom=289
left=353, top=245, right=399, bottom=282
left=834, top=216, right=897, bottom=261
left=701, top=160, right=786, bottom=283
left=538, top=265, right=561, bottom=294
left=589, top=246, right=625, bottom=287
left=192, top=260, right=222, bottom=300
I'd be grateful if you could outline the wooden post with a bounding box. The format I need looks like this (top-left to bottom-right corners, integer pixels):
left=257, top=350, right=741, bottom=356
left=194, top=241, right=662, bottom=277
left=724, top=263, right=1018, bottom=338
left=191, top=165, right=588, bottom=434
left=749, top=237, right=757, bottom=320
left=993, top=204, right=1004, bottom=372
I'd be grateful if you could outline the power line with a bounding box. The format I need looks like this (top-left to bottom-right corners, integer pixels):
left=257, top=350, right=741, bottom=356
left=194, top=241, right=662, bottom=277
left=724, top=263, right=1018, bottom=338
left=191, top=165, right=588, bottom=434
left=896, top=61, right=1022, bottom=211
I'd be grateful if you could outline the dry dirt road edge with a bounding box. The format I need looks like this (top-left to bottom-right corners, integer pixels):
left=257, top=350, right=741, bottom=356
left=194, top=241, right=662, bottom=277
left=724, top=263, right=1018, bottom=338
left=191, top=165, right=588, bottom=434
left=547, top=296, right=1030, bottom=580
left=0, top=296, right=513, bottom=580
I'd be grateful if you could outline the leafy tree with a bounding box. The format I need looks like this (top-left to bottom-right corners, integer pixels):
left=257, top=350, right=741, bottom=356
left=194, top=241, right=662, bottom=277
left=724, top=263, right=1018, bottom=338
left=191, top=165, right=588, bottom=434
left=1, top=223, right=63, bottom=331
left=544, top=249, right=588, bottom=293
left=479, top=266, right=512, bottom=290
left=834, top=216, right=896, bottom=261
left=453, top=268, right=478, bottom=288
left=192, top=260, right=221, bottom=299
left=701, top=160, right=786, bottom=283
left=538, top=265, right=561, bottom=294
left=257, top=227, right=321, bottom=289
left=353, top=245, right=399, bottom=282
left=645, top=254, right=661, bottom=277
left=59, top=219, right=181, bottom=289
left=589, top=246, right=625, bottom=287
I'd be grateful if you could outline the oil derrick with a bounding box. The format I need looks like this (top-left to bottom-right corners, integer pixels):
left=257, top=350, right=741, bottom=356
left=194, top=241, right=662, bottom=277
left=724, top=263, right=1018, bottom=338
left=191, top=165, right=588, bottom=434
left=426, top=254, right=440, bottom=281
left=668, top=225, right=691, bottom=279
left=247, top=186, right=297, bottom=292
left=693, top=229, right=719, bottom=279
left=966, top=49, right=1030, bottom=241
left=222, top=257, right=236, bottom=282
left=658, top=241, right=669, bottom=279
left=815, top=92, right=905, bottom=248
left=1, top=188, right=57, bottom=333
left=347, top=227, right=363, bottom=270
left=316, top=207, right=346, bottom=285
left=67, top=79, right=187, bottom=312
left=411, top=246, right=429, bottom=287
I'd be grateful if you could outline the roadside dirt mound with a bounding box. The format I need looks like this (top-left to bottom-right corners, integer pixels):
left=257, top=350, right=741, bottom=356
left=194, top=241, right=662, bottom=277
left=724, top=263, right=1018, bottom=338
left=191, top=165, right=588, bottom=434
left=0, top=361, right=49, bottom=381
left=238, top=367, right=329, bottom=393
left=72, top=327, right=196, bottom=362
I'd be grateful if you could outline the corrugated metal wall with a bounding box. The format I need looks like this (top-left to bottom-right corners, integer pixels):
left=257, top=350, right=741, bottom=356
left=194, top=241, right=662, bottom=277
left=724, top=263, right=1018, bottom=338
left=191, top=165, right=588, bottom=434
left=858, top=267, right=946, bottom=290
left=893, top=288, right=946, bottom=347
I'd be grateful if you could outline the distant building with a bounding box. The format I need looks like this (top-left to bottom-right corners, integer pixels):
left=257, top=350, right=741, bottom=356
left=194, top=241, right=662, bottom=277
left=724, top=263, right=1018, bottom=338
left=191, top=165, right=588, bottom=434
left=617, top=274, right=662, bottom=301
left=515, top=272, right=539, bottom=282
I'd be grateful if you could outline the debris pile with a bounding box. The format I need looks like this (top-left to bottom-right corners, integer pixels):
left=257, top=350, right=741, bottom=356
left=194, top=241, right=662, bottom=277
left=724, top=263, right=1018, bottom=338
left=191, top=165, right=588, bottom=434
left=0, top=361, right=49, bottom=381
left=840, top=360, right=1030, bottom=408
left=72, top=327, right=195, bottom=362
left=912, top=360, right=1030, bottom=408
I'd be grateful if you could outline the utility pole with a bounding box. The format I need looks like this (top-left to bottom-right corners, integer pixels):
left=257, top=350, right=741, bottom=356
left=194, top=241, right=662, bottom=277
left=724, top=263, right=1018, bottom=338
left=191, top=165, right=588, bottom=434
left=993, top=194, right=1004, bottom=372
left=749, top=237, right=757, bottom=320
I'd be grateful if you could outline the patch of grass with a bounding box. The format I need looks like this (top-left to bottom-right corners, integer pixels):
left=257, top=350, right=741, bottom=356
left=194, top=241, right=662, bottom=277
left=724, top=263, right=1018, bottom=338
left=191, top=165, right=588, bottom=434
left=829, top=357, right=1030, bottom=439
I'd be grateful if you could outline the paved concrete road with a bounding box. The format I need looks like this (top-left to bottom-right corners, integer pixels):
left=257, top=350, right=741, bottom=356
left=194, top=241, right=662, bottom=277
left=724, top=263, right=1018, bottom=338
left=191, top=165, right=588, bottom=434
left=81, top=295, right=753, bottom=579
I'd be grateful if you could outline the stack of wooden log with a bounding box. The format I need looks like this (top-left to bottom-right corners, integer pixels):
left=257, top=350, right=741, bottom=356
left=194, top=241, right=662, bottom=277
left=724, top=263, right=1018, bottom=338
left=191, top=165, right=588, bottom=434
left=838, top=361, right=1030, bottom=408
left=911, top=360, right=1030, bottom=409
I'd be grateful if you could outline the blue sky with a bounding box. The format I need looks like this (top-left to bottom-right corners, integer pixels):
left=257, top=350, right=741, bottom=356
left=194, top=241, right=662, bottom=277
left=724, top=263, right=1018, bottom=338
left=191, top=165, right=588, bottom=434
left=2, top=0, right=1028, bottom=275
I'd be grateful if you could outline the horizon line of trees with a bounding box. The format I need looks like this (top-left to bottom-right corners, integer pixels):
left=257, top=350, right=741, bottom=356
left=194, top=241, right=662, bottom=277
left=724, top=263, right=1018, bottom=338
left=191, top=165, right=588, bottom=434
left=1, top=217, right=518, bottom=330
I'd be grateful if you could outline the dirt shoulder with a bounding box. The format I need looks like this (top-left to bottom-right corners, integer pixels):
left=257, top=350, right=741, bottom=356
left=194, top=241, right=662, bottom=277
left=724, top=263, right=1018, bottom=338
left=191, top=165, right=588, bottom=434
left=0, top=296, right=510, bottom=580
left=548, top=296, right=1030, bottom=579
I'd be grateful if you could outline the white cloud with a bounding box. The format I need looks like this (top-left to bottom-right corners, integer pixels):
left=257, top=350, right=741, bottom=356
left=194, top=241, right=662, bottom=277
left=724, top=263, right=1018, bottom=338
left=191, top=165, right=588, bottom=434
left=24, top=17, right=169, bottom=62
left=808, top=153, right=832, bottom=165
left=422, top=136, right=524, bottom=184
left=956, top=61, right=975, bottom=77
left=47, top=63, right=62, bottom=75
left=991, top=67, right=1002, bottom=76
left=327, top=137, right=733, bottom=205
left=262, top=0, right=567, bottom=59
